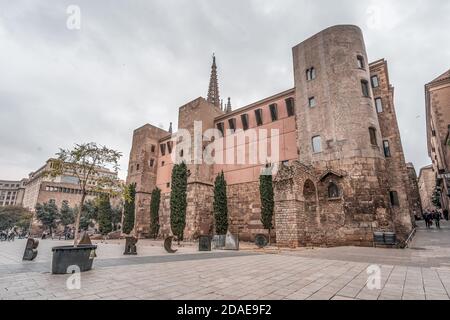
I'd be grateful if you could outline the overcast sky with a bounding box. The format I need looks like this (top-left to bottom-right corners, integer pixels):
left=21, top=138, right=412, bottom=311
left=0, top=0, right=449, bottom=180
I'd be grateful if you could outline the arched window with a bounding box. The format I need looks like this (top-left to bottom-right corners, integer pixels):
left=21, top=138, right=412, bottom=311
left=328, top=182, right=340, bottom=198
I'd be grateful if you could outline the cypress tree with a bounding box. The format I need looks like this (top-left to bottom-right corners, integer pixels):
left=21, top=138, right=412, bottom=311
left=149, top=187, right=161, bottom=239
left=260, top=172, right=274, bottom=244
left=170, top=162, right=187, bottom=244
left=123, top=183, right=136, bottom=234
left=60, top=200, right=75, bottom=228
left=213, top=171, right=228, bottom=235
left=97, top=194, right=113, bottom=235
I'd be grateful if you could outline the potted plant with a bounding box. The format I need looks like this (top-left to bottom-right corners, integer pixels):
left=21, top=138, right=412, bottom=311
left=46, top=142, right=122, bottom=274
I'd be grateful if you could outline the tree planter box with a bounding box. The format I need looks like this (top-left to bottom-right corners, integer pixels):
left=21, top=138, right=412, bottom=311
left=51, top=245, right=97, bottom=274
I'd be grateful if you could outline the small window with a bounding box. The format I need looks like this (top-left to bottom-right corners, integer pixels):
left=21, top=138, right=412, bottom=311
left=371, top=75, right=379, bottom=88
left=180, top=149, right=184, bottom=157
left=369, top=127, right=377, bottom=146
left=312, top=136, right=322, bottom=153
left=136, top=164, right=140, bottom=171
left=389, top=191, right=399, bottom=206
left=216, top=122, right=224, bottom=136
left=150, top=159, right=155, bottom=167
left=328, top=183, right=340, bottom=198
left=166, top=182, right=170, bottom=188
left=228, top=118, right=236, bottom=132
left=269, top=104, right=278, bottom=121
left=255, top=109, right=263, bottom=126
left=308, top=97, right=316, bottom=108
left=306, top=67, right=316, bottom=81
left=161, top=161, right=165, bottom=167
left=361, top=80, right=370, bottom=97
left=151, top=145, right=155, bottom=153
left=241, top=114, right=249, bottom=131
left=357, top=55, right=365, bottom=69
left=160, top=144, right=166, bottom=156
left=286, top=98, right=295, bottom=117
left=167, top=141, right=173, bottom=154
left=383, top=140, right=391, bottom=157
left=375, top=98, right=383, bottom=113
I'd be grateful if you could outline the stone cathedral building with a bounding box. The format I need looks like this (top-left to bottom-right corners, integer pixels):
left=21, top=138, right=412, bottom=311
left=127, top=25, right=415, bottom=247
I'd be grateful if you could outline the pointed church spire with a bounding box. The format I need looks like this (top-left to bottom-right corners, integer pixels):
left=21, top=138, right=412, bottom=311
left=226, top=97, right=232, bottom=113
left=207, top=54, right=220, bottom=108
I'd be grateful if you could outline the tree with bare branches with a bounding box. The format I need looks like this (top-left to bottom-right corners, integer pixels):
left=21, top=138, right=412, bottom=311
left=46, top=142, right=122, bottom=246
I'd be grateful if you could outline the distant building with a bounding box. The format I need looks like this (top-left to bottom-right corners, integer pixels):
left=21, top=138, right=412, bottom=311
left=23, top=158, right=118, bottom=211
left=0, top=179, right=26, bottom=207
left=418, top=165, right=437, bottom=212
left=426, top=69, right=450, bottom=212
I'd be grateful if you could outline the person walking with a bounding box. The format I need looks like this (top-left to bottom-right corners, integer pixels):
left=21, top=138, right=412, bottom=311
left=426, top=211, right=433, bottom=228
left=434, top=210, right=441, bottom=229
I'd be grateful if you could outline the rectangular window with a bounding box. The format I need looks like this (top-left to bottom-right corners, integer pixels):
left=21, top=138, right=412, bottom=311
left=369, top=127, right=377, bottom=146
left=371, top=75, right=379, bottom=88
left=241, top=114, right=249, bottom=131
left=136, top=164, right=140, bottom=171
left=150, top=159, right=155, bottom=167
left=375, top=98, right=383, bottom=113
left=357, top=55, right=365, bottom=69
left=167, top=141, right=173, bottom=154
left=166, top=182, right=170, bottom=188
left=361, top=80, right=370, bottom=97
left=228, top=118, right=236, bottom=133
left=308, top=97, right=316, bottom=108
left=161, top=161, right=165, bottom=167
left=286, top=98, right=295, bottom=117
left=216, top=122, right=224, bottom=136
left=151, top=145, right=155, bottom=153
left=255, top=109, right=263, bottom=126
left=389, top=191, right=399, bottom=206
left=269, top=104, right=278, bottom=121
left=312, top=136, right=322, bottom=153
left=160, top=144, right=166, bottom=156
left=383, top=140, right=391, bottom=157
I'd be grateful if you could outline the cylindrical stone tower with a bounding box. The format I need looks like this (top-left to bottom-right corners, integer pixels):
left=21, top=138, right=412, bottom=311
left=291, top=25, right=402, bottom=243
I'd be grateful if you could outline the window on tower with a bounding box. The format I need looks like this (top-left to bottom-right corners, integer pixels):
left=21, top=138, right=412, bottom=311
left=383, top=140, right=391, bottom=157
left=312, top=136, right=322, bottom=153
left=286, top=98, right=295, bottom=117
left=357, top=55, right=365, bottom=69
left=269, top=104, right=278, bottom=121
left=241, top=114, right=249, bottom=131
left=371, top=75, right=379, bottom=88
left=306, top=67, right=316, bottom=81
left=375, top=98, right=383, bottom=113
left=308, top=97, right=316, bottom=108
left=369, top=127, right=378, bottom=146
left=160, top=144, right=166, bottom=156
left=361, top=80, right=370, bottom=97
left=389, top=191, right=399, bottom=206
left=216, top=122, right=224, bottom=136
left=255, top=109, right=263, bottom=126
left=228, top=118, right=236, bottom=133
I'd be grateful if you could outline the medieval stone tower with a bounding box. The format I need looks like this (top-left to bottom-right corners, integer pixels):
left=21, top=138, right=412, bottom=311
left=274, top=25, right=412, bottom=247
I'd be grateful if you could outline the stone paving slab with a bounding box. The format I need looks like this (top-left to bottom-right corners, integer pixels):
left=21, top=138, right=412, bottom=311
left=0, top=220, right=449, bottom=300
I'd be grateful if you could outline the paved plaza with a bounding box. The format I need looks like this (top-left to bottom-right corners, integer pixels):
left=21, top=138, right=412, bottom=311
left=1, top=221, right=450, bottom=300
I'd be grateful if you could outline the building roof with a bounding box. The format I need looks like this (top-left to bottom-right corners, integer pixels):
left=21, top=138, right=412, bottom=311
left=429, top=69, right=450, bottom=84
